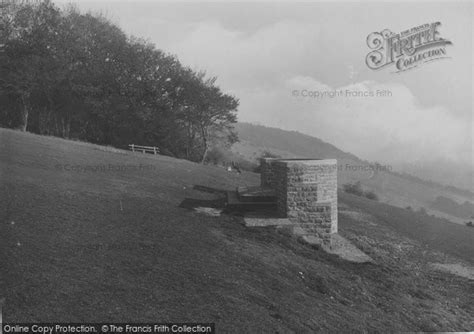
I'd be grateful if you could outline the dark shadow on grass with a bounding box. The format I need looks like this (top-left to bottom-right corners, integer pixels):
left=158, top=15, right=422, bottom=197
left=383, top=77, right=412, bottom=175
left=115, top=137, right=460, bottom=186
left=179, top=197, right=227, bottom=210
left=193, top=185, right=228, bottom=195
left=180, top=197, right=279, bottom=218
left=221, top=206, right=280, bottom=217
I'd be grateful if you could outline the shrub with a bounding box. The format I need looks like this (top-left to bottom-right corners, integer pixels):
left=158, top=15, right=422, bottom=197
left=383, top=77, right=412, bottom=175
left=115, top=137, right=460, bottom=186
left=343, top=182, right=378, bottom=201
left=343, top=182, right=364, bottom=197
left=364, top=190, right=379, bottom=201
left=261, top=150, right=281, bottom=159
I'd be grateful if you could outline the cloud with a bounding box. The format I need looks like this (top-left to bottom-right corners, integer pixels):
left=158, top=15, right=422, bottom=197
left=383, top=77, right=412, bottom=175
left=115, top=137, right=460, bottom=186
left=164, top=19, right=472, bottom=169
left=239, top=76, right=472, bottom=168
left=167, top=20, right=323, bottom=89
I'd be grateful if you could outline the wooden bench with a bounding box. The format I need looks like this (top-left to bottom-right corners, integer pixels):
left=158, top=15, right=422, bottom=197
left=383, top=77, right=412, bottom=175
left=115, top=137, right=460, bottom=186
left=128, top=144, right=160, bottom=155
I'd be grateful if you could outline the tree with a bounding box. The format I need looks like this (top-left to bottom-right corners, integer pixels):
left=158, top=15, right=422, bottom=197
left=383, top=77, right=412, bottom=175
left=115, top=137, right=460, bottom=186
left=0, top=2, right=239, bottom=161
left=172, top=70, right=238, bottom=162
left=192, top=76, right=238, bottom=163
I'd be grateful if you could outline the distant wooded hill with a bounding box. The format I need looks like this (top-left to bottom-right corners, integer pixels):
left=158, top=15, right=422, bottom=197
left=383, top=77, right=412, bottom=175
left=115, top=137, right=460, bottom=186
left=232, top=122, right=473, bottom=225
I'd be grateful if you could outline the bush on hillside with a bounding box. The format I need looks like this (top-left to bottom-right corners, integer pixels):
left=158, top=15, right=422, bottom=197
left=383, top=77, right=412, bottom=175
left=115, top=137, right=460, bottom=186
left=261, top=150, right=281, bottom=159
left=343, top=181, right=378, bottom=201
left=364, top=190, right=379, bottom=201
left=343, top=182, right=364, bottom=197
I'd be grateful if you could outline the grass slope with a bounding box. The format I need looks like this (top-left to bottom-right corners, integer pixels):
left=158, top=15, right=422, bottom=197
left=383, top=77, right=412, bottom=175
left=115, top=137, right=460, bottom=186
left=0, top=128, right=472, bottom=332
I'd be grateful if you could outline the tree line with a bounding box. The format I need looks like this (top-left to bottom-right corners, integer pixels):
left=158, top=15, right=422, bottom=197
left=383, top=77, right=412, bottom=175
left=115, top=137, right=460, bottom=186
left=0, top=0, right=239, bottom=162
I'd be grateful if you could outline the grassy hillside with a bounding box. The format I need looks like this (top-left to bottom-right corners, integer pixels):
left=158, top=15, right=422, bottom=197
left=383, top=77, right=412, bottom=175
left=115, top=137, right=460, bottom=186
left=339, top=192, right=473, bottom=264
left=233, top=123, right=360, bottom=162
left=233, top=123, right=474, bottom=225
left=0, top=128, right=473, bottom=332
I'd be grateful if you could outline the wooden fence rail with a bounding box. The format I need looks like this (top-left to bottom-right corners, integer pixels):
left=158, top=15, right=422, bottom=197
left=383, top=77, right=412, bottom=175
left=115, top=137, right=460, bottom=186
left=128, top=144, right=160, bottom=155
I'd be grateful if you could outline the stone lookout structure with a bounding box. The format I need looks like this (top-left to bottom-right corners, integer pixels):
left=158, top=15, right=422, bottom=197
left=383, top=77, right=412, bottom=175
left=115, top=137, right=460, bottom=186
left=228, top=158, right=338, bottom=245
left=261, top=158, right=337, bottom=243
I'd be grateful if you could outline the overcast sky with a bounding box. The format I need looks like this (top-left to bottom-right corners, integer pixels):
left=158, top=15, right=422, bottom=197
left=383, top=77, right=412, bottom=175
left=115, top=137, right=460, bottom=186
left=54, top=1, right=473, bottom=170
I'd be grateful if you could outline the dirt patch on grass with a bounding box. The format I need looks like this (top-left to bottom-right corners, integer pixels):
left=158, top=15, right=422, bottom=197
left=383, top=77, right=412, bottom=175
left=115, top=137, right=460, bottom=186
left=194, top=207, right=223, bottom=217
left=430, top=263, right=474, bottom=280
